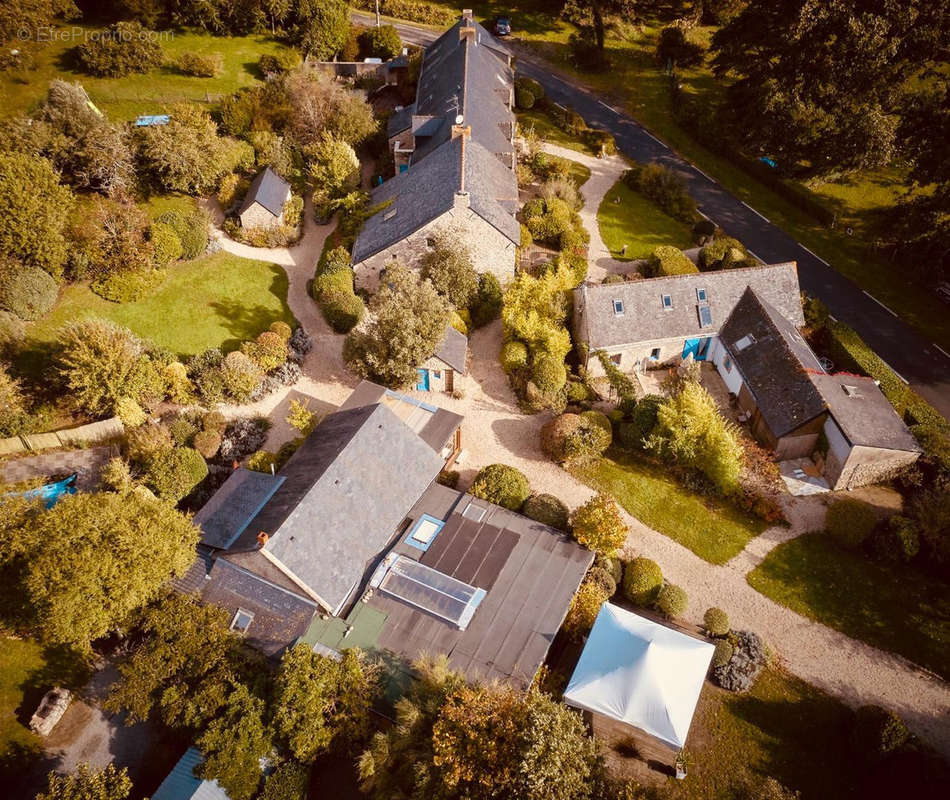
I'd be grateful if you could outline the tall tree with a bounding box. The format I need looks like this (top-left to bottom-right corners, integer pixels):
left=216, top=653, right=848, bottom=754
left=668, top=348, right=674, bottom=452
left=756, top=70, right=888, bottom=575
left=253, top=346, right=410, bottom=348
left=343, top=262, right=451, bottom=388
left=286, top=0, right=350, bottom=59
left=566, top=0, right=636, bottom=51
left=36, top=763, right=131, bottom=800
left=0, top=493, right=199, bottom=649
left=711, top=0, right=949, bottom=177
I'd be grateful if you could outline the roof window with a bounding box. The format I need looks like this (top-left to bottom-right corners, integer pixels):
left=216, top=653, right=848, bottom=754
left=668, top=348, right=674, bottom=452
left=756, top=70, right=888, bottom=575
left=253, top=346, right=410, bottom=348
left=735, top=334, right=756, bottom=351
left=230, top=608, right=254, bottom=634
left=404, top=513, right=445, bottom=552
left=662, top=294, right=673, bottom=310
left=696, top=288, right=707, bottom=302
left=842, top=384, right=862, bottom=398
left=612, top=299, right=624, bottom=316
left=698, top=305, right=713, bottom=328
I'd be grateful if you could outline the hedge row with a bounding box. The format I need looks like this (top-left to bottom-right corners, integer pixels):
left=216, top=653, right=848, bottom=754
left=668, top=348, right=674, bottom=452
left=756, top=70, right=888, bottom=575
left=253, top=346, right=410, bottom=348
left=351, top=0, right=456, bottom=26
left=311, top=245, right=365, bottom=334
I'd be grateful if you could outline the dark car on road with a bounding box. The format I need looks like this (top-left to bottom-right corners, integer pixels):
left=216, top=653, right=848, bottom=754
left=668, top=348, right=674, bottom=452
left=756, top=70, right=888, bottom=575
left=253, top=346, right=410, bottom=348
left=494, top=16, right=511, bottom=36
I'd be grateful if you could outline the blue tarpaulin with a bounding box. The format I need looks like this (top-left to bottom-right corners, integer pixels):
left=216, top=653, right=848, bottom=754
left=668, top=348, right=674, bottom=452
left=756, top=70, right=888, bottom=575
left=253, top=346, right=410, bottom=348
left=759, top=156, right=778, bottom=169
left=9, top=473, right=78, bottom=509
left=135, top=114, right=170, bottom=126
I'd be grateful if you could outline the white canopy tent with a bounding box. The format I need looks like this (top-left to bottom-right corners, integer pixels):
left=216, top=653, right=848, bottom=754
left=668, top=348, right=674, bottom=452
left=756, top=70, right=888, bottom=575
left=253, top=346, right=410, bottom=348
left=563, top=603, right=715, bottom=750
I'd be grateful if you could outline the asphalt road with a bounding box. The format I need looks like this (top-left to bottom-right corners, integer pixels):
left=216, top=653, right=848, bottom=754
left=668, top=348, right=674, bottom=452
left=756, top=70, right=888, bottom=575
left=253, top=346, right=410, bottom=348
left=354, top=13, right=950, bottom=418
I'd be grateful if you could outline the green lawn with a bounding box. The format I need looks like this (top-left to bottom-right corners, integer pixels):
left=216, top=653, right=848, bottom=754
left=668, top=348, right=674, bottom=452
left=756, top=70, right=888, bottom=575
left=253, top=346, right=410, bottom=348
left=570, top=449, right=766, bottom=564
left=516, top=108, right=595, bottom=155
left=598, top=179, right=694, bottom=260
left=0, top=637, right=88, bottom=784
left=0, top=26, right=290, bottom=120
left=17, top=253, right=294, bottom=376
left=747, top=533, right=950, bottom=680
left=142, top=193, right=198, bottom=221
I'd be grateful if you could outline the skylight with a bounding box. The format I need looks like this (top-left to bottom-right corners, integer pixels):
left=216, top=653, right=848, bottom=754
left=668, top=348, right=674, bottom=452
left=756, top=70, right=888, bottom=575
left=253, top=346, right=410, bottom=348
left=662, top=294, right=673, bottom=310
left=735, top=334, right=756, bottom=351
left=612, top=299, right=624, bottom=316
left=698, top=305, right=713, bottom=328
left=373, top=555, right=486, bottom=630
left=404, top=514, right=445, bottom=552
left=230, top=608, right=254, bottom=634
left=842, top=384, right=862, bottom=398
left=696, top=288, right=707, bottom=302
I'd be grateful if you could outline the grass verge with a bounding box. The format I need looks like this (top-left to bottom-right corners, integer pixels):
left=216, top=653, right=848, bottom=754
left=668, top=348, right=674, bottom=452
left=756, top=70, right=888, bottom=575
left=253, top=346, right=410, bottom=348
left=747, top=532, right=950, bottom=680
left=17, top=252, right=294, bottom=377
left=598, top=179, right=694, bottom=260
left=570, top=449, right=766, bottom=564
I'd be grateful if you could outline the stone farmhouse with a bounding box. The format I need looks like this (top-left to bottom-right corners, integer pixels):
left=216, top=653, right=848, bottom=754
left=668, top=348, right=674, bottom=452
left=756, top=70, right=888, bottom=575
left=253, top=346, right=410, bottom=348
left=175, top=381, right=590, bottom=688
left=574, top=263, right=920, bottom=490
left=237, top=166, right=291, bottom=230
left=351, top=11, right=520, bottom=291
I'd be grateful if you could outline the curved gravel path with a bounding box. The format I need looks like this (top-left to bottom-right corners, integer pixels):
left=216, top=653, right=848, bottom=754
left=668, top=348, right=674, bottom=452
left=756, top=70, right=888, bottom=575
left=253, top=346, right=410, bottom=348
left=205, top=186, right=950, bottom=759
left=539, top=142, right=630, bottom=281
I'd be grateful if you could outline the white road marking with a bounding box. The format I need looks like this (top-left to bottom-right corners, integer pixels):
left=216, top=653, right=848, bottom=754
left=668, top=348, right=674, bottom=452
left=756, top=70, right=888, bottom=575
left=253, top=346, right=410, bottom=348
left=934, top=344, right=950, bottom=360
left=879, top=359, right=909, bottom=384
left=597, top=100, right=620, bottom=115
left=693, top=166, right=713, bottom=181
left=862, top=290, right=898, bottom=317
left=741, top=201, right=770, bottom=222
left=828, top=315, right=838, bottom=322
left=639, top=127, right=667, bottom=147
left=696, top=209, right=715, bottom=223
left=747, top=251, right=763, bottom=262
left=800, top=244, right=829, bottom=266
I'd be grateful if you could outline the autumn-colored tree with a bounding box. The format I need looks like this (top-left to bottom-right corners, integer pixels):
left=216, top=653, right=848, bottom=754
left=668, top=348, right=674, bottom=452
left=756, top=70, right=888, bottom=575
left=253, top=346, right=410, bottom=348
left=570, top=492, right=628, bottom=556
left=37, top=763, right=131, bottom=800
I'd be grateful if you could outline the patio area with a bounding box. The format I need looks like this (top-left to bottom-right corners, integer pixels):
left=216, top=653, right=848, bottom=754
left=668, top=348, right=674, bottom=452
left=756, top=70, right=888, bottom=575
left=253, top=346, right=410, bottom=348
left=779, top=458, right=830, bottom=496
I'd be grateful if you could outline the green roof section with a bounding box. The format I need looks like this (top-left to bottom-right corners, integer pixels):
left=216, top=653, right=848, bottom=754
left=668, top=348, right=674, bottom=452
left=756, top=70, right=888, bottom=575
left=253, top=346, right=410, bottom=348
left=298, top=602, right=388, bottom=652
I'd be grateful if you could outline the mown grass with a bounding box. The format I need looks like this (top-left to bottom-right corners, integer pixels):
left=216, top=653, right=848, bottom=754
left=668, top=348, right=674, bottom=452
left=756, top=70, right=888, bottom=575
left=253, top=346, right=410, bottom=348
left=516, top=108, right=595, bottom=155
left=142, top=193, right=198, bottom=221
left=598, top=178, right=694, bottom=260
left=747, top=532, right=950, bottom=680
left=0, top=26, right=289, bottom=120
left=570, top=449, right=766, bottom=564
left=17, top=252, right=294, bottom=377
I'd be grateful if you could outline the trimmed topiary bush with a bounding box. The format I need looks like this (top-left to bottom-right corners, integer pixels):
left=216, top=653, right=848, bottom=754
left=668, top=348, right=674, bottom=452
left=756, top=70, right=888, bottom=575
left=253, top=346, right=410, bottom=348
left=850, top=705, right=910, bottom=761
left=646, top=245, right=698, bottom=277
left=622, top=557, right=663, bottom=606
left=0, top=261, right=58, bottom=320
left=269, top=320, right=292, bottom=341
left=156, top=211, right=208, bottom=260
left=242, top=330, right=288, bottom=372
left=470, top=463, right=531, bottom=511
left=515, top=87, right=536, bottom=110
left=501, top=339, right=529, bottom=373
left=656, top=583, right=688, bottom=619
left=531, top=352, right=567, bottom=395
left=826, top=497, right=878, bottom=549
left=703, top=607, right=730, bottom=637
left=115, top=396, right=146, bottom=428
left=521, top=492, right=570, bottom=531
left=150, top=222, right=183, bottom=267
left=145, top=447, right=208, bottom=501
left=320, top=290, right=365, bottom=333
left=580, top=410, right=612, bottom=443
left=712, top=639, right=734, bottom=669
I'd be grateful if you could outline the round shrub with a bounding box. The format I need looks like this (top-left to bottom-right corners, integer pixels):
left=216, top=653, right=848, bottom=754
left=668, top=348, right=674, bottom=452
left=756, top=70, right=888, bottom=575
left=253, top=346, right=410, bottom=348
left=115, top=396, right=146, bottom=428
left=145, top=447, right=208, bottom=501
left=242, top=330, right=288, bottom=372
left=571, top=492, right=627, bottom=557
left=514, top=76, right=544, bottom=101
left=0, top=261, right=58, bottom=320
left=869, top=515, right=920, bottom=563
left=521, top=493, right=570, bottom=531
left=566, top=381, right=589, bottom=403
left=193, top=429, right=222, bottom=459
left=531, top=352, right=567, bottom=395
left=584, top=566, right=617, bottom=598
left=470, top=463, right=531, bottom=511
left=851, top=705, right=910, bottom=761
left=646, top=245, right=698, bottom=277
left=712, top=639, right=734, bottom=669
left=320, top=290, right=365, bottom=333
left=515, top=87, right=536, bottom=110
left=656, top=583, right=688, bottom=619
left=269, top=320, right=292, bottom=341
left=167, top=415, right=198, bottom=446
left=501, top=339, right=529, bottom=373
left=156, top=211, right=208, bottom=260
left=621, top=557, right=663, bottom=606
left=540, top=413, right=584, bottom=462
left=124, top=423, right=172, bottom=466
left=703, top=607, right=730, bottom=637
left=202, top=410, right=227, bottom=434
left=521, top=198, right=544, bottom=220
left=220, top=350, right=262, bottom=402
left=150, top=222, right=183, bottom=267
left=580, top=410, right=612, bottom=442
left=826, top=497, right=878, bottom=549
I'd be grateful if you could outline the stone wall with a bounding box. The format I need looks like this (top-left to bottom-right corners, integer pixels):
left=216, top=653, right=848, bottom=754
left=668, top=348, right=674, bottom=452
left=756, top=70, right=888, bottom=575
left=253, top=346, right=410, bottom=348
left=827, top=443, right=920, bottom=491
left=240, top=201, right=282, bottom=230
left=582, top=336, right=690, bottom=378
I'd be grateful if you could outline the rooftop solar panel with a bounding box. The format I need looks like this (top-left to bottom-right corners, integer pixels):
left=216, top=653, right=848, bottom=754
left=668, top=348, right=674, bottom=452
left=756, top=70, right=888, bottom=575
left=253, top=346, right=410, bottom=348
left=373, top=554, right=486, bottom=630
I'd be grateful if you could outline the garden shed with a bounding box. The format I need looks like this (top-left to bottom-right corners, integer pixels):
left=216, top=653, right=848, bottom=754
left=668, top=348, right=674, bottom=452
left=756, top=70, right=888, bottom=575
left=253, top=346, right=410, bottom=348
left=238, top=166, right=291, bottom=230
left=564, top=604, right=714, bottom=764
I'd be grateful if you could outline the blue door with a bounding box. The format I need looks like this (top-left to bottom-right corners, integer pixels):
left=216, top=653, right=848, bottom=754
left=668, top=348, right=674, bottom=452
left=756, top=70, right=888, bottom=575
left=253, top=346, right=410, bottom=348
left=682, top=337, right=711, bottom=361
left=416, top=368, right=430, bottom=391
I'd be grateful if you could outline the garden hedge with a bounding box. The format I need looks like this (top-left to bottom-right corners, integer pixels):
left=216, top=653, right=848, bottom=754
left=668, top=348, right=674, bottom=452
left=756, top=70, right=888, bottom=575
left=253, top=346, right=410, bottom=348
left=826, top=497, right=878, bottom=549
left=622, top=557, right=663, bottom=606
left=470, top=464, right=531, bottom=511
left=521, top=493, right=570, bottom=531
left=646, top=246, right=698, bottom=277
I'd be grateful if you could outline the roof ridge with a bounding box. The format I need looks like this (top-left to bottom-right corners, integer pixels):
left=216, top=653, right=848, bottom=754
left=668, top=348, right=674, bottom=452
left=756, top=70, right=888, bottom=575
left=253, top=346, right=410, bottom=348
left=581, top=261, right=797, bottom=292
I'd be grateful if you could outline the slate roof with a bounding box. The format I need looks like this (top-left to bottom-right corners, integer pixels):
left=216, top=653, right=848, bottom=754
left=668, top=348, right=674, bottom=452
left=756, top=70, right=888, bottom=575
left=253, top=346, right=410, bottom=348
left=244, top=404, right=444, bottom=613
left=719, top=287, right=826, bottom=437
left=238, top=166, right=290, bottom=217
left=201, top=557, right=319, bottom=657
left=193, top=468, right=285, bottom=549
left=434, top=325, right=468, bottom=374
left=352, top=15, right=519, bottom=263
left=387, top=103, right=415, bottom=138
left=809, top=373, right=921, bottom=452
left=153, top=748, right=229, bottom=800
left=339, top=379, right=463, bottom=452
left=575, top=263, right=804, bottom=350
left=365, top=484, right=594, bottom=688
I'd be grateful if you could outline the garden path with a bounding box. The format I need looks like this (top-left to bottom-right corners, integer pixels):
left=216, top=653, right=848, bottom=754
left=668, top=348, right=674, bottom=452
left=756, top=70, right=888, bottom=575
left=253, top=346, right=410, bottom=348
left=204, top=199, right=950, bottom=758
left=538, top=142, right=630, bottom=281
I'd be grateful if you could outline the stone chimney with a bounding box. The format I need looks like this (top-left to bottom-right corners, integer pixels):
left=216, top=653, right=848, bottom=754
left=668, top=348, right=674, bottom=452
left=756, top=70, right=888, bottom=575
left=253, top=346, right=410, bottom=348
left=460, top=9, right=475, bottom=41
left=257, top=531, right=270, bottom=548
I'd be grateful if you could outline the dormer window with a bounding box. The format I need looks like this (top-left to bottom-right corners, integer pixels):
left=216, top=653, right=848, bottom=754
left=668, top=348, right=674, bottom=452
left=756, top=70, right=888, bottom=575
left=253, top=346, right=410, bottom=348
left=612, top=299, right=624, bottom=316
left=662, top=294, right=673, bottom=310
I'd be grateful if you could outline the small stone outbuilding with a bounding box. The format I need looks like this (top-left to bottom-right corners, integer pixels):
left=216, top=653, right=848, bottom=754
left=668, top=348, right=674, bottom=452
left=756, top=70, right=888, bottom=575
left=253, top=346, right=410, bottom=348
left=417, top=325, right=468, bottom=394
left=238, top=166, right=291, bottom=230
